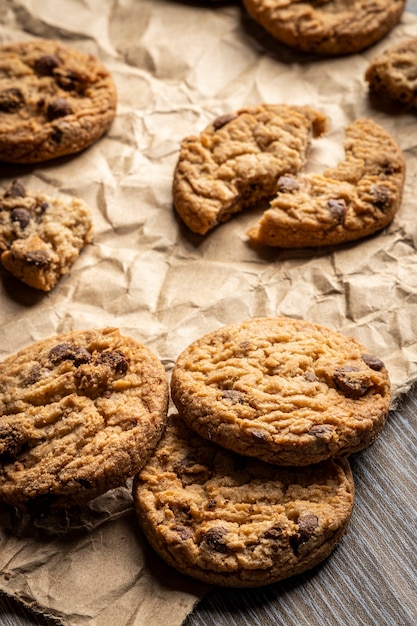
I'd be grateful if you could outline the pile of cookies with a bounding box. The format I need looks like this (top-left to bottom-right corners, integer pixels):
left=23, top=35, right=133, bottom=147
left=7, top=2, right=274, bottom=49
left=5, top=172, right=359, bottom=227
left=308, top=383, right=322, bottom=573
left=0, top=316, right=391, bottom=586
left=133, top=315, right=391, bottom=586
left=1, top=0, right=415, bottom=592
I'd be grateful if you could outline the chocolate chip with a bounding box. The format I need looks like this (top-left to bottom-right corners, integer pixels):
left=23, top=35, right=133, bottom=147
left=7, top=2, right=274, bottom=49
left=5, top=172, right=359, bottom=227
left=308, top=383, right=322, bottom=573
left=333, top=366, right=372, bottom=398
left=48, top=343, right=92, bottom=366
left=22, top=364, right=43, bottom=386
left=24, top=250, right=50, bottom=268
left=55, top=68, right=84, bottom=92
left=362, top=353, right=384, bottom=371
left=297, top=514, right=318, bottom=543
left=264, top=526, right=283, bottom=540
left=213, top=113, right=237, bottom=130
left=0, top=425, right=27, bottom=460
left=11, top=207, right=31, bottom=229
left=290, top=514, right=318, bottom=553
left=50, top=126, right=63, bottom=144
left=201, top=527, right=228, bottom=553
left=96, top=350, right=129, bottom=375
left=221, top=389, right=245, bottom=404
left=0, top=87, right=24, bottom=112
left=371, top=185, right=392, bottom=211
left=173, top=525, right=193, bottom=541
left=328, top=198, right=346, bottom=223
left=34, top=54, right=61, bottom=76
left=36, top=202, right=49, bottom=216
left=46, top=98, right=73, bottom=121
left=308, top=424, right=333, bottom=438
left=277, top=175, right=300, bottom=192
left=4, top=180, right=26, bottom=198
left=250, top=429, right=268, bottom=441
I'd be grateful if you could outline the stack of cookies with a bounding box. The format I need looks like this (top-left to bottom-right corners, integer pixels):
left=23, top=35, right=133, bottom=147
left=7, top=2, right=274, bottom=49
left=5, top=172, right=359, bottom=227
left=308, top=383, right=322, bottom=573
left=133, top=315, right=391, bottom=587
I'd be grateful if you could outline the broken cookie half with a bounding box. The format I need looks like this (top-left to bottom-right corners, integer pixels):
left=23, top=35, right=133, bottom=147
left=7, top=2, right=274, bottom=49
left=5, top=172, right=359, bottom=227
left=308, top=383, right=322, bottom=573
left=248, top=118, right=405, bottom=247
left=173, top=107, right=405, bottom=249
left=173, top=103, right=328, bottom=235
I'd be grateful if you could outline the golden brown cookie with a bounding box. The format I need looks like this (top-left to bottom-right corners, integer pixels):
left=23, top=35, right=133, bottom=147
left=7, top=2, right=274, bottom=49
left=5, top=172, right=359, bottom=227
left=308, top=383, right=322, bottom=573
left=171, top=316, right=391, bottom=466
left=365, top=38, right=417, bottom=107
left=133, top=413, right=355, bottom=587
left=0, top=39, right=117, bottom=163
left=173, top=104, right=327, bottom=235
left=0, top=179, right=93, bottom=290
left=0, top=328, right=169, bottom=512
left=242, top=0, right=406, bottom=56
left=247, top=118, right=405, bottom=247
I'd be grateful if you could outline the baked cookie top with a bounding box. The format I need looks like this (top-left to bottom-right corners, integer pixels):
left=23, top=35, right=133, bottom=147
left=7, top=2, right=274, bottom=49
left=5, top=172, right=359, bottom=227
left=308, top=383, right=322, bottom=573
left=365, top=38, right=417, bottom=108
left=247, top=117, right=405, bottom=248
left=0, top=39, right=117, bottom=163
left=171, top=316, right=391, bottom=466
left=133, top=413, right=355, bottom=587
left=173, top=104, right=327, bottom=235
left=0, top=328, right=168, bottom=512
left=242, top=0, right=406, bottom=56
left=0, top=179, right=93, bottom=290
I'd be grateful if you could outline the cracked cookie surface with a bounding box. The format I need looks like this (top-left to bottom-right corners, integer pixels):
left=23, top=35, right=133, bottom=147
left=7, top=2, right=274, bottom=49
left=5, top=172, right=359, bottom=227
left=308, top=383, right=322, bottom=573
left=171, top=316, right=391, bottom=466
left=0, top=328, right=168, bottom=512
left=133, top=413, right=355, bottom=587
left=0, top=179, right=93, bottom=290
left=173, top=104, right=327, bottom=235
left=0, top=38, right=117, bottom=163
left=247, top=118, right=405, bottom=247
left=242, top=0, right=405, bottom=56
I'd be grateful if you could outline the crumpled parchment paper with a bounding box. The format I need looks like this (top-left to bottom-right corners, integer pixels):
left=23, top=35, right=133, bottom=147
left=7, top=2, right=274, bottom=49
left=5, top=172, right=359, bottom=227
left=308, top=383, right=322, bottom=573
left=1, top=1, right=417, bottom=624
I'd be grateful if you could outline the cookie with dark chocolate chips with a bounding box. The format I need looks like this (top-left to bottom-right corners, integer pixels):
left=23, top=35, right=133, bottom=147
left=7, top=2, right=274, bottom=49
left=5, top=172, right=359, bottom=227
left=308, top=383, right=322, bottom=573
left=171, top=316, right=391, bottom=466
left=247, top=118, right=405, bottom=247
left=173, top=103, right=327, bottom=235
left=0, top=179, right=93, bottom=290
left=243, top=0, right=405, bottom=56
left=0, top=39, right=117, bottom=163
left=133, top=413, right=355, bottom=587
left=0, top=328, right=168, bottom=512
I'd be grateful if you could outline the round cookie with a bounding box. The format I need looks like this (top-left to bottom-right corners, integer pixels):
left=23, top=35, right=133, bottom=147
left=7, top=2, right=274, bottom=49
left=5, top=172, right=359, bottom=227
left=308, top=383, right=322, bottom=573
left=0, top=328, right=168, bottom=512
left=247, top=117, right=405, bottom=248
left=173, top=104, right=327, bottom=235
left=365, top=38, right=417, bottom=107
left=0, top=179, right=93, bottom=290
left=242, top=0, right=406, bottom=56
left=133, top=413, right=355, bottom=587
left=0, top=38, right=117, bottom=163
left=171, top=316, right=391, bottom=466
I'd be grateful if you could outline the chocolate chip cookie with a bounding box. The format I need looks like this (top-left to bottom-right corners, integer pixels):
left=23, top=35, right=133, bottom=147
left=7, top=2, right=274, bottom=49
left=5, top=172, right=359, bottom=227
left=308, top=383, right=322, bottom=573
left=171, top=317, right=391, bottom=466
left=0, top=179, right=93, bottom=290
left=173, top=104, right=327, bottom=235
left=242, top=0, right=406, bottom=56
left=0, top=328, right=169, bottom=512
left=365, top=38, right=417, bottom=108
left=247, top=118, right=405, bottom=247
left=0, top=39, right=117, bottom=163
left=133, top=413, right=355, bottom=587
